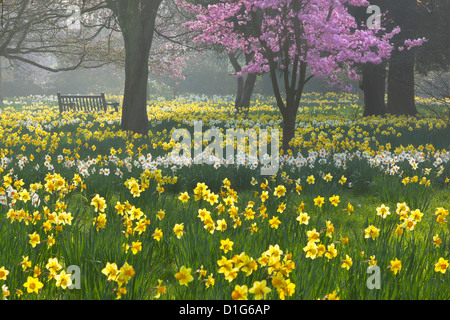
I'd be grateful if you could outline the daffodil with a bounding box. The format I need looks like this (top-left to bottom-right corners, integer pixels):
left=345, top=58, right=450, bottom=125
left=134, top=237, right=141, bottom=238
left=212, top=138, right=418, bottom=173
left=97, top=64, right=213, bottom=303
left=260, top=191, right=269, bottom=203
left=55, top=270, right=73, bottom=289
left=249, top=280, right=271, bottom=300
left=90, top=194, right=107, bottom=212
left=154, top=280, right=167, bottom=298
left=23, top=276, right=44, bottom=294
left=313, top=196, right=325, bottom=208
left=273, top=185, right=286, bottom=198
left=297, top=212, right=310, bottom=225
left=433, top=234, right=442, bottom=248
left=28, top=232, right=40, bottom=248
left=325, top=244, right=338, bottom=260
left=434, top=258, right=449, bottom=274
left=364, top=225, right=380, bottom=240
left=21, top=256, right=32, bottom=271
left=389, top=258, right=402, bottom=275
left=303, top=241, right=318, bottom=259
left=376, top=204, right=390, bottom=219
left=93, top=213, right=107, bottom=231
left=220, top=238, right=234, bottom=253
left=269, top=216, right=281, bottom=229
left=0, top=267, right=9, bottom=281
left=325, top=290, right=340, bottom=300
left=175, top=266, right=194, bottom=286
left=2, top=284, right=9, bottom=300
left=102, top=262, right=119, bottom=281
left=178, top=192, right=190, bottom=203
left=152, top=228, right=163, bottom=241
left=117, top=262, right=135, bottom=284
left=231, top=284, right=248, bottom=300
left=205, top=274, right=215, bottom=288
left=173, top=223, right=184, bottom=239
left=329, top=195, right=340, bottom=207
left=130, top=241, right=142, bottom=255
left=341, top=255, right=353, bottom=270
left=307, top=228, right=320, bottom=243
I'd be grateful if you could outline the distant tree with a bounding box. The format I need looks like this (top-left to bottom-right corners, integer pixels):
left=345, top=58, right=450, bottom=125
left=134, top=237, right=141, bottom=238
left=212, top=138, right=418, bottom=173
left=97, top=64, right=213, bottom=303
left=415, top=0, right=450, bottom=75
left=0, top=0, right=118, bottom=104
left=415, top=0, right=450, bottom=123
left=182, top=0, right=263, bottom=114
left=385, top=0, right=425, bottom=116
left=416, top=71, right=450, bottom=125
left=348, top=2, right=389, bottom=117
left=352, top=0, right=442, bottom=117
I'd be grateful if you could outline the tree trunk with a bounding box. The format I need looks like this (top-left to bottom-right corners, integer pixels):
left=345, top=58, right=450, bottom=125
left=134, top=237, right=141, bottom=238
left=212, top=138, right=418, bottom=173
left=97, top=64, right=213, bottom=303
left=109, top=0, right=162, bottom=135
left=234, top=75, right=244, bottom=111
left=238, top=72, right=257, bottom=113
left=281, top=103, right=297, bottom=153
left=228, top=53, right=244, bottom=113
left=228, top=52, right=257, bottom=114
left=267, top=51, right=308, bottom=153
left=361, top=61, right=387, bottom=117
left=387, top=49, right=417, bottom=116
left=172, top=82, right=179, bottom=99
left=262, top=72, right=273, bottom=96
left=357, top=82, right=364, bottom=105
left=121, top=39, right=151, bottom=134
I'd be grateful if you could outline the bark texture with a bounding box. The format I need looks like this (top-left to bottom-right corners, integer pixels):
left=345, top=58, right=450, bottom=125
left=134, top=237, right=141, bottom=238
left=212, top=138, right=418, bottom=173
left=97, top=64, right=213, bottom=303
left=361, top=61, right=387, bottom=117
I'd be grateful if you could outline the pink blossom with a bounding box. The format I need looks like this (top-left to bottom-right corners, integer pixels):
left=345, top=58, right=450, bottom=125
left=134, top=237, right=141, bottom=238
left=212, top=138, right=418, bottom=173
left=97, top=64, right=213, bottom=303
left=183, top=0, right=400, bottom=89
left=404, top=37, right=428, bottom=50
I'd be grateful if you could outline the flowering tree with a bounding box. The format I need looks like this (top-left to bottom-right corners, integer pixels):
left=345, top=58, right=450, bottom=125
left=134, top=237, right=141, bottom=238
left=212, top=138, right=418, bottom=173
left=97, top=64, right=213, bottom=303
left=185, top=0, right=400, bottom=152
left=143, top=0, right=201, bottom=97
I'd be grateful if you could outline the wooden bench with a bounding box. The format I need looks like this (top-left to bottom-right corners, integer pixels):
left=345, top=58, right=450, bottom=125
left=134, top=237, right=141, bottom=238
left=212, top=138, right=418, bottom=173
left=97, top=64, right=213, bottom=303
left=57, top=92, right=120, bottom=114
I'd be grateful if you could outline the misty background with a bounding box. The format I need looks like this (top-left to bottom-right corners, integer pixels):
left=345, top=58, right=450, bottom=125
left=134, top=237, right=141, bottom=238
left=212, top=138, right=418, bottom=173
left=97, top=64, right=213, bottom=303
left=0, top=51, right=354, bottom=101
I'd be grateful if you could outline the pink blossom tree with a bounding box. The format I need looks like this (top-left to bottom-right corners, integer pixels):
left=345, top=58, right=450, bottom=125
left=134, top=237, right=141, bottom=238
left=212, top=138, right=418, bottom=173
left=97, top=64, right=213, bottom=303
left=184, top=0, right=400, bottom=152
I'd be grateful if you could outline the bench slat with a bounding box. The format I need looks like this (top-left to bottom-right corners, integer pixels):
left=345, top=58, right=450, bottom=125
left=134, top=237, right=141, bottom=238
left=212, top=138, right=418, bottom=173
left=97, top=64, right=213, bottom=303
left=82, top=97, right=87, bottom=112
left=86, top=97, right=91, bottom=112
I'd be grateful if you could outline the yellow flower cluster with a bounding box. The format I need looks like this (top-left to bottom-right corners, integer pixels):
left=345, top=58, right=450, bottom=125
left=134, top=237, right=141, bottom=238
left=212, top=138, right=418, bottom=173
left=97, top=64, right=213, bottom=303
left=102, top=261, right=136, bottom=299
